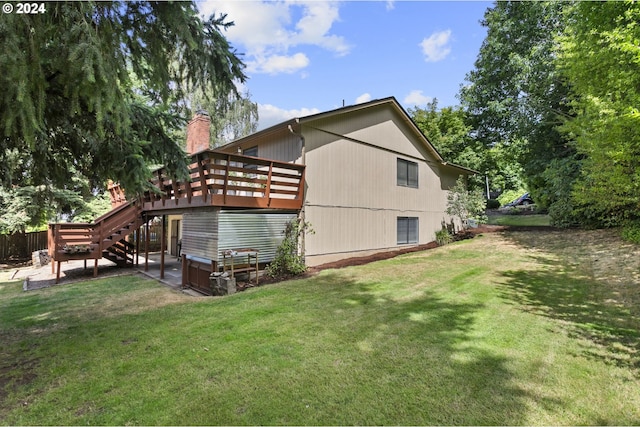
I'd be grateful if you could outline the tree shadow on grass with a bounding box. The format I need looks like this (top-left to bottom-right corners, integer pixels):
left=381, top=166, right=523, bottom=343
left=499, top=230, right=640, bottom=373
left=0, top=271, right=553, bottom=425
left=291, top=271, right=555, bottom=425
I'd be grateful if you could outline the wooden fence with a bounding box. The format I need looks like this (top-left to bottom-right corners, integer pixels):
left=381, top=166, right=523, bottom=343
left=0, top=231, right=48, bottom=262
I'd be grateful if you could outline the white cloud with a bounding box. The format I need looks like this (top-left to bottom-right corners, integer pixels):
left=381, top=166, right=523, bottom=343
left=250, top=53, right=310, bottom=75
left=420, top=29, right=452, bottom=62
left=258, top=103, right=321, bottom=130
left=385, top=1, right=395, bottom=11
left=294, top=1, right=351, bottom=56
left=198, top=1, right=351, bottom=75
left=355, top=93, right=372, bottom=104
left=403, top=90, right=432, bottom=107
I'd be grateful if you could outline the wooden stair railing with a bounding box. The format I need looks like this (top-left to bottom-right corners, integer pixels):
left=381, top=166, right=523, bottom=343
left=48, top=201, right=143, bottom=283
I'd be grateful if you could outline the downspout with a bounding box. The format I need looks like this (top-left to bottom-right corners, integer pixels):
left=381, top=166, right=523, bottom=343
left=289, top=119, right=307, bottom=262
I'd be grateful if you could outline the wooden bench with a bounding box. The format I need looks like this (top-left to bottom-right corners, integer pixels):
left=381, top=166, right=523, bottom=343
left=221, top=248, right=259, bottom=285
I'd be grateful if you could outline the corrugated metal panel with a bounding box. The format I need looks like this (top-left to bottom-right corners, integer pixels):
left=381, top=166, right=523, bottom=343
left=181, top=208, right=219, bottom=260
left=217, top=211, right=297, bottom=263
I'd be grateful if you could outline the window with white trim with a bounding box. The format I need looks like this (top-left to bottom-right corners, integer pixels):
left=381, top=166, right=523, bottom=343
left=397, top=217, right=419, bottom=245
left=397, top=158, right=418, bottom=188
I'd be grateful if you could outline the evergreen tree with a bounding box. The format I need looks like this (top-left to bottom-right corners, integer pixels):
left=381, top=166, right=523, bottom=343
left=0, top=1, right=246, bottom=227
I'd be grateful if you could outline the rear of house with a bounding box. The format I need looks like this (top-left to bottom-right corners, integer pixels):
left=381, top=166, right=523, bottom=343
left=219, top=96, right=474, bottom=266
left=47, top=96, right=472, bottom=292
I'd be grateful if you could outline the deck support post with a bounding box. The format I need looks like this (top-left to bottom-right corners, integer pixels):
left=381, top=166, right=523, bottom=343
left=93, top=259, right=98, bottom=277
left=56, top=261, right=61, bottom=284
left=144, top=214, right=150, bottom=272
left=135, top=225, right=140, bottom=266
left=160, top=215, right=166, bottom=280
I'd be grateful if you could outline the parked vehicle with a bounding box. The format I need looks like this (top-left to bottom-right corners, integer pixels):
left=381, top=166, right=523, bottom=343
left=504, top=192, right=534, bottom=207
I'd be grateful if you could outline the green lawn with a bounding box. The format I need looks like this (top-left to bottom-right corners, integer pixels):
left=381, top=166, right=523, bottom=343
left=1, top=230, right=639, bottom=425
left=487, top=212, right=551, bottom=227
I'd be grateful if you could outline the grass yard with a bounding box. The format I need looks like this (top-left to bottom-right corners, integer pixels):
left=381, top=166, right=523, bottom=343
left=1, top=229, right=640, bottom=425
left=487, top=212, right=552, bottom=227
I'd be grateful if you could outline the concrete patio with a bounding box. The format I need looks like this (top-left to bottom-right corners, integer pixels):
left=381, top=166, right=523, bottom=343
left=13, top=252, right=206, bottom=296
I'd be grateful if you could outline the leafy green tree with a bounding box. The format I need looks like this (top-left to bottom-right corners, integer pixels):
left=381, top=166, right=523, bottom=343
left=0, top=1, right=246, bottom=228
left=410, top=99, right=524, bottom=194
left=410, top=99, right=484, bottom=171
left=460, top=1, right=577, bottom=225
left=485, top=139, right=527, bottom=196
left=0, top=186, right=85, bottom=233
left=558, top=1, right=640, bottom=227
left=446, top=177, right=488, bottom=231
left=69, top=192, right=113, bottom=224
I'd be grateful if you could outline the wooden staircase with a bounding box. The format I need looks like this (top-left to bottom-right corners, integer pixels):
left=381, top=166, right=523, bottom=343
left=102, top=239, right=136, bottom=267
left=47, top=201, right=143, bottom=282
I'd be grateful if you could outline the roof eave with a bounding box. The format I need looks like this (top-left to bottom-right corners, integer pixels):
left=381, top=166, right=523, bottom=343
left=441, top=162, right=479, bottom=175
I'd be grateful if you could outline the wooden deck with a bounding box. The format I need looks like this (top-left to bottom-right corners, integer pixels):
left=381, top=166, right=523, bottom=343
left=48, top=150, right=306, bottom=283
left=141, top=150, right=305, bottom=213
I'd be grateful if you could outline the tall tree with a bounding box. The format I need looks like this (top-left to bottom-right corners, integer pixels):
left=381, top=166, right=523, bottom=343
left=410, top=100, right=481, bottom=170
left=188, top=90, right=259, bottom=147
left=409, top=99, right=522, bottom=193
left=460, top=1, right=578, bottom=225
left=558, top=1, right=640, bottom=226
left=0, top=1, right=246, bottom=228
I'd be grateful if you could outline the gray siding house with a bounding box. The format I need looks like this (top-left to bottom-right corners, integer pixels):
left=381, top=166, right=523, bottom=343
left=210, top=96, right=475, bottom=266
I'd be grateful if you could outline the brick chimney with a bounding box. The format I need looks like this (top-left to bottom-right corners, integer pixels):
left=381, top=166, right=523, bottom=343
left=186, top=110, right=211, bottom=154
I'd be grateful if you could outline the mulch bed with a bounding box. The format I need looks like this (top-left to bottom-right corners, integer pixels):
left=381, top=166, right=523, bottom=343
left=255, top=225, right=511, bottom=287
left=309, top=224, right=507, bottom=272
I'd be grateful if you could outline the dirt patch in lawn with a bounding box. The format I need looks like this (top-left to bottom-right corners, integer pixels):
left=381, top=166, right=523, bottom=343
left=297, top=225, right=637, bottom=288
left=500, top=227, right=640, bottom=371
left=505, top=228, right=640, bottom=285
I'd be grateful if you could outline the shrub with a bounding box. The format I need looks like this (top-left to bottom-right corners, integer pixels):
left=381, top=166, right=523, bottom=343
left=621, top=221, right=640, bottom=244
left=486, top=199, right=501, bottom=210
left=266, top=218, right=314, bottom=279
left=446, top=177, right=488, bottom=231
left=435, top=227, right=453, bottom=246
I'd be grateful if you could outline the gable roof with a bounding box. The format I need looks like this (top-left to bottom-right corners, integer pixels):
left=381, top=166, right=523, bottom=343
left=219, top=96, right=477, bottom=175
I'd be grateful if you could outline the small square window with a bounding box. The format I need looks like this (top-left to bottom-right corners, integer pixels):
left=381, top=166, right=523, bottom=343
left=397, top=217, right=419, bottom=244
left=397, top=158, right=418, bottom=188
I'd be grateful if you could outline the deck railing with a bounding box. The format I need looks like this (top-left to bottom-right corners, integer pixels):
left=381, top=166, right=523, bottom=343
left=48, top=201, right=142, bottom=261
left=140, top=150, right=305, bottom=211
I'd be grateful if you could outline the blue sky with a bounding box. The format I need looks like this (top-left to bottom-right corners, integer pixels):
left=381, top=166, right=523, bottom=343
left=197, top=0, right=492, bottom=130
